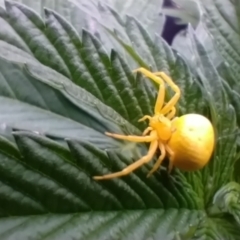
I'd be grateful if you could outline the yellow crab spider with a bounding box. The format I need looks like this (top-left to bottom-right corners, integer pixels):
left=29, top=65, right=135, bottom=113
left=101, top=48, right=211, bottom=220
left=93, top=68, right=215, bottom=180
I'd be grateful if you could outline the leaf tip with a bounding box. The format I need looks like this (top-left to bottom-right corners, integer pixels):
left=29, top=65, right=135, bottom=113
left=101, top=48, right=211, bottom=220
left=4, top=0, right=14, bottom=11
left=43, top=7, right=51, bottom=17
left=43, top=6, right=61, bottom=21
left=110, top=48, right=118, bottom=59
left=4, top=0, right=28, bottom=13
left=81, top=28, right=91, bottom=39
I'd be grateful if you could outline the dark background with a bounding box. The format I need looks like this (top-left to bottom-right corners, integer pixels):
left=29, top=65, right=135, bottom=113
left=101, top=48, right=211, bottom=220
left=161, top=0, right=187, bottom=45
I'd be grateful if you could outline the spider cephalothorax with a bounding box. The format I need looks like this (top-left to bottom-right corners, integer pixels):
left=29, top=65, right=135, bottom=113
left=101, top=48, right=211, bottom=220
left=93, top=68, right=215, bottom=180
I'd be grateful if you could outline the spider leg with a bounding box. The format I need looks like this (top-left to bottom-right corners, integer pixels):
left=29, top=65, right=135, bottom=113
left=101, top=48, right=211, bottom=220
left=133, top=68, right=165, bottom=114
left=138, top=115, right=152, bottom=122
left=153, top=72, right=181, bottom=115
left=166, top=106, right=176, bottom=120
left=142, top=127, right=153, bottom=136
left=105, top=131, right=157, bottom=142
left=165, top=145, right=175, bottom=173
left=93, top=137, right=158, bottom=180
left=147, top=142, right=166, bottom=177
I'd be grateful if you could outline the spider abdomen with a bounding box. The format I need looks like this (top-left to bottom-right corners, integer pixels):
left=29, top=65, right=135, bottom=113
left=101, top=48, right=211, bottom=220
left=168, top=113, right=215, bottom=171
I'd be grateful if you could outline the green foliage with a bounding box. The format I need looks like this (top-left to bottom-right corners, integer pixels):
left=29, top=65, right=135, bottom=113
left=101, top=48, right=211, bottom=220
left=0, top=0, right=239, bottom=239
left=212, top=182, right=240, bottom=225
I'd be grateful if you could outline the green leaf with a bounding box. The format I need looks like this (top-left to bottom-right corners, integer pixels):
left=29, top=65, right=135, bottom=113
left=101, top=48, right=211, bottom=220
left=0, top=209, right=203, bottom=239
left=195, top=0, right=240, bottom=187
left=198, top=0, right=240, bottom=81
left=104, top=15, right=207, bottom=117
left=0, top=1, right=154, bottom=132
left=106, top=15, right=175, bottom=73
left=0, top=1, right=148, bottom=145
left=185, top=26, right=238, bottom=204
left=219, top=63, right=240, bottom=126
left=14, top=0, right=164, bottom=70
left=211, top=182, right=240, bottom=225
left=0, top=0, right=239, bottom=239
left=0, top=130, right=236, bottom=239
left=0, top=0, right=76, bottom=22
left=0, top=213, right=238, bottom=240
left=0, top=129, right=205, bottom=238
left=196, top=0, right=240, bottom=120
left=0, top=55, right=131, bottom=149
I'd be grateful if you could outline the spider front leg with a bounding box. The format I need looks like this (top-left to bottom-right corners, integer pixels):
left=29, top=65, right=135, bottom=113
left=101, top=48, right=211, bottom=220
left=105, top=131, right=156, bottom=142
left=138, top=115, right=152, bottom=122
left=133, top=68, right=181, bottom=116
left=167, top=106, right=176, bottom=120
left=153, top=71, right=181, bottom=115
left=93, top=131, right=158, bottom=180
left=133, top=68, right=165, bottom=114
